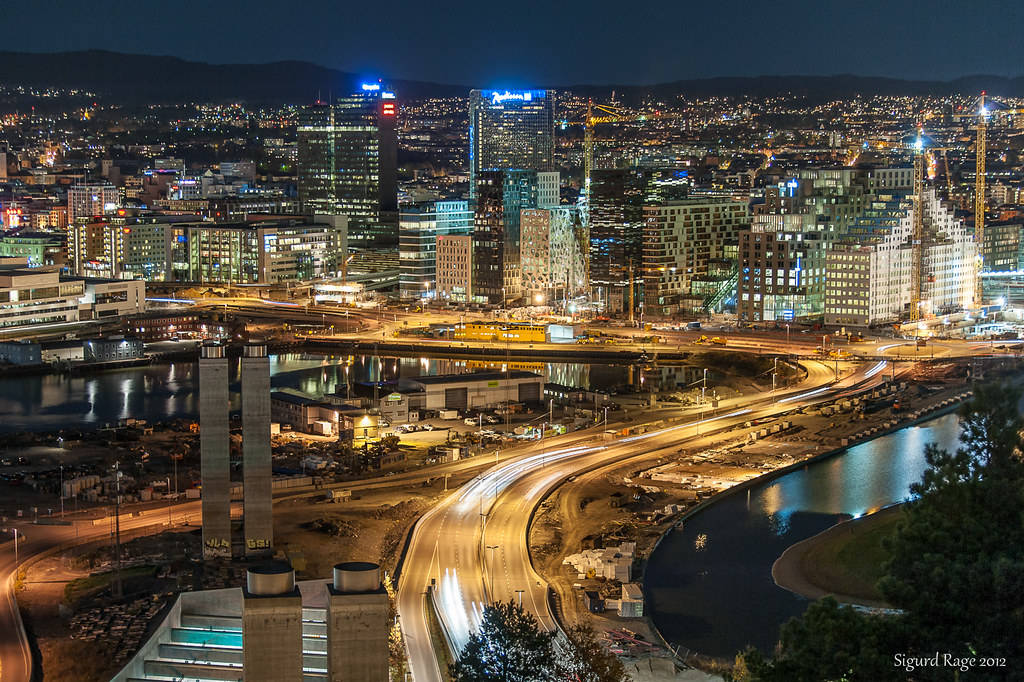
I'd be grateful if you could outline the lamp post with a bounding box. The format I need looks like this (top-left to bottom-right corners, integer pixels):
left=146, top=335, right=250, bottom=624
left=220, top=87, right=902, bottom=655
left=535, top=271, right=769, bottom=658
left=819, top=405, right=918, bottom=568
left=486, top=545, right=500, bottom=601
left=59, top=464, right=64, bottom=518
left=515, top=588, right=525, bottom=606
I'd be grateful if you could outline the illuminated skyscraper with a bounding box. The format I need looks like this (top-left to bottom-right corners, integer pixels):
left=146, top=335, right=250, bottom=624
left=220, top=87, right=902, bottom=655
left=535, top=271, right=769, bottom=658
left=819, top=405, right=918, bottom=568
left=298, top=84, right=398, bottom=250
left=469, top=90, right=555, bottom=194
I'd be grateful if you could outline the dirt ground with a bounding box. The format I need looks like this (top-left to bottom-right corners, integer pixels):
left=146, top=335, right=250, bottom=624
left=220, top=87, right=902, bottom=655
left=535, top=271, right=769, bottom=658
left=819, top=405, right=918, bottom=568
left=272, top=481, right=446, bottom=578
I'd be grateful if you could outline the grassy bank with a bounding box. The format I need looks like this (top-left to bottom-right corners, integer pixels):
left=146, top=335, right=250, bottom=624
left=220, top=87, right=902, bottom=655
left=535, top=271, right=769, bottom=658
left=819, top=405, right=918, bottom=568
left=799, top=506, right=901, bottom=604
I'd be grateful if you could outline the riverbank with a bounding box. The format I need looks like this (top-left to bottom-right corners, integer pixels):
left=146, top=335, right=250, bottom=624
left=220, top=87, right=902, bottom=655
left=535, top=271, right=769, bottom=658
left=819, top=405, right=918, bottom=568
left=771, top=505, right=902, bottom=608
left=526, top=367, right=995, bottom=675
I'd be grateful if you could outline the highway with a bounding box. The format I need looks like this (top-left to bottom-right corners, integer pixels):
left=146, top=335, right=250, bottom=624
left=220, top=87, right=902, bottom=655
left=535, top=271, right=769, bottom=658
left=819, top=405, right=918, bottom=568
left=396, top=359, right=890, bottom=682
left=0, top=501, right=233, bottom=682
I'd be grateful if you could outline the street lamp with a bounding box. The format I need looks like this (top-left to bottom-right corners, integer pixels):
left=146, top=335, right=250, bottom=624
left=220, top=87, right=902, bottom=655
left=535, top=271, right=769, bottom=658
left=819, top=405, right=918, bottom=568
left=486, top=545, right=500, bottom=601
left=515, top=588, right=525, bottom=606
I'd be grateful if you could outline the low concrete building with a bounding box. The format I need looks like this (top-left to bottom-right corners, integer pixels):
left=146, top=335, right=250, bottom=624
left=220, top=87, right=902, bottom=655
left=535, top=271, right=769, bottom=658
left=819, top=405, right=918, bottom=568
left=397, top=370, right=543, bottom=411
left=0, top=340, right=42, bottom=365
left=82, top=337, right=145, bottom=363
left=110, top=571, right=391, bottom=681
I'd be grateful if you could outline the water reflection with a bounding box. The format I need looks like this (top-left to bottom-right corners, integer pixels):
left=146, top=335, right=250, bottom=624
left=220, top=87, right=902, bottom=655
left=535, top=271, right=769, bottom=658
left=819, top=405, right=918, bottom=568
left=0, top=353, right=659, bottom=432
left=645, top=413, right=961, bottom=659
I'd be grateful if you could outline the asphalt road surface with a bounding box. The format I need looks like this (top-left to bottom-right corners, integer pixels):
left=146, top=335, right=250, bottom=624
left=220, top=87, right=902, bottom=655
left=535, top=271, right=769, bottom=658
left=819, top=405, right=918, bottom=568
left=396, top=359, right=890, bottom=682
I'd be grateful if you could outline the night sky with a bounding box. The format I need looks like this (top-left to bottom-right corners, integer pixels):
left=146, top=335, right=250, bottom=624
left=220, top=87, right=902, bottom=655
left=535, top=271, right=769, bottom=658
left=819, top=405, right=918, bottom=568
left=2, top=0, right=1020, bottom=86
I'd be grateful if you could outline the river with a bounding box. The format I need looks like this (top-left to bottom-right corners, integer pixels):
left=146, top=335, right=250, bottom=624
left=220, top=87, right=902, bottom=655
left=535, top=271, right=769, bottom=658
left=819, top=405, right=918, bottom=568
left=643, top=412, right=962, bottom=659
left=0, top=353, right=715, bottom=434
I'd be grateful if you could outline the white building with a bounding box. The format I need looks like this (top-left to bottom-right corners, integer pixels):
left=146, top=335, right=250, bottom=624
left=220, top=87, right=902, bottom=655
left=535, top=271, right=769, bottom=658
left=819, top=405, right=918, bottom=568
left=825, top=190, right=975, bottom=327
left=0, top=259, right=144, bottom=330
left=519, top=206, right=587, bottom=303
left=68, top=183, right=119, bottom=224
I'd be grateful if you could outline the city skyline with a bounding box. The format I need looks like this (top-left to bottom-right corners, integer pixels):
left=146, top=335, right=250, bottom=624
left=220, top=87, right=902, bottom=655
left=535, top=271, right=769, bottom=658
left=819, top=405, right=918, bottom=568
left=3, top=0, right=1024, bottom=86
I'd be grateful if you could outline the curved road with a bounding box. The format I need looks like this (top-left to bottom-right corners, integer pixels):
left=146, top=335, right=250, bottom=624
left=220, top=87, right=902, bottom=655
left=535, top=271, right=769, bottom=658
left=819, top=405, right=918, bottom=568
left=396, top=359, right=890, bottom=682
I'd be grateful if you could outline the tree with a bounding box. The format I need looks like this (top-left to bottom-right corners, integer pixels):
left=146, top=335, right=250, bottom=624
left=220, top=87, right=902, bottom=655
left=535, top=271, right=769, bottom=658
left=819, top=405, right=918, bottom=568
left=451, top=600, right=557, bottom=682
left=740, top=598, right=908, bottom=682
left=878, top=382, right=1024, bottom=662
left=741, top=383, right=1024, bottom=679
left=555, top=622, right=630, bottom=682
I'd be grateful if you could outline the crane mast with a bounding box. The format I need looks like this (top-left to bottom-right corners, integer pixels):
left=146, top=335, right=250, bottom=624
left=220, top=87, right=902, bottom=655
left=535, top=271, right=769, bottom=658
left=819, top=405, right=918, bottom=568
left=910, top=127, right=925, bottom=323
left=975, top=91, right=987, bottom=307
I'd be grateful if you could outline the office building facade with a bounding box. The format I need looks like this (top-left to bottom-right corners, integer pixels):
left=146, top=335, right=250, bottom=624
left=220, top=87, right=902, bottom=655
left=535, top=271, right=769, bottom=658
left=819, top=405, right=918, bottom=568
left=469, top=89, right=555, bottom=193
left=642, top=198, right=749, bottom=317
left=186, top=217, right=347, bottom=284
left=824, top=190, right=976, bottom=327
left=436, top=234, right=473, bottom=301
left=520, top=206, right=587, bottom=304
left=472, top=170, right=559, bottom=305
left=68, top=183, right=119, bottom=223
left=398, top=200, right=473, bottom=300
left=297, top=86, right=398, bottom=251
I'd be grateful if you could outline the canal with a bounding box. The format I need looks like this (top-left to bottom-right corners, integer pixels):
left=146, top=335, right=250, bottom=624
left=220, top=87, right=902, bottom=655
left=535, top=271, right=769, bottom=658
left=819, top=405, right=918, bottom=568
left=644, top=412, right=962, bottom=659
left=0, top=353, right=714, bottom=433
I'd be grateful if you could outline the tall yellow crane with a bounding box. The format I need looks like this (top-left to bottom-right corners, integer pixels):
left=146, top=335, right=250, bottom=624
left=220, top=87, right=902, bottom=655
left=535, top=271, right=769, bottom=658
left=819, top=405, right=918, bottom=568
left=562, top=101, right=683, bottom=301
left=954, top=92, right=1024, bottom=306
left=564, top=101, right=683, bottom=209
left=910, top=127, right=926, bottom=322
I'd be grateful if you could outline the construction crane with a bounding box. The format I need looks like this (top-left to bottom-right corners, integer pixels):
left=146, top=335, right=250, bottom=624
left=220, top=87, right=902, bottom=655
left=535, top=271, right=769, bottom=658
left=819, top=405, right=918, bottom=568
left=561, top=101, right=683, bottom=301
left=910, top=126, right=926, bottom=323
left=953, top=92, right=1024, bottom=306
left=562, top=101, right=683, bottom=211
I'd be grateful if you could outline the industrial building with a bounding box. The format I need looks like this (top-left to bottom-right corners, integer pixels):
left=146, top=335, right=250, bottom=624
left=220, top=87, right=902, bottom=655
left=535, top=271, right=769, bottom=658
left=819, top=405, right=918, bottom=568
left=200, top=342, right=276, bottom=559
left=393, top=370, right=543, bottom=411
left=111, top=562, right=390, bottom=682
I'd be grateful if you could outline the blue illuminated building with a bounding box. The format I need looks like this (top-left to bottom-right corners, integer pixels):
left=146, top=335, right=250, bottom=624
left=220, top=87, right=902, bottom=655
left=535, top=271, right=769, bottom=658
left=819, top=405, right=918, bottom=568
left=468, top=89, right=555, bottom=195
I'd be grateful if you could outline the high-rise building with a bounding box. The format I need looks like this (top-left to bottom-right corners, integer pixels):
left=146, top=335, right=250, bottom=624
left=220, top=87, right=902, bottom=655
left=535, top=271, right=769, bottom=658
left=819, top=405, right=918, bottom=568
left=398, top=200, right=473, bottom=300
left=68, top=183, right=119, bottom=223
left=824, top=189, right=976, bottom=327
left=472, top=170, right=559, bottom=305
left=519, top=206, right=587, bottom=304
left=589, top=169, right=650, bottom=314
left=469, top=89, right=555, bottom=194
left=297, top=85, right=398, bottom=251
left=642, top=198, right=750, bottom=317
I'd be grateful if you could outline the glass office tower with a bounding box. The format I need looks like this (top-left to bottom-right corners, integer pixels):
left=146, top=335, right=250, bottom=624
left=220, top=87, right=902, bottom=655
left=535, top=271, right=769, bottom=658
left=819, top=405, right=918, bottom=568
left=298, top=84, right=398, bottom=250
left=469, top=90, right=555, bottom=195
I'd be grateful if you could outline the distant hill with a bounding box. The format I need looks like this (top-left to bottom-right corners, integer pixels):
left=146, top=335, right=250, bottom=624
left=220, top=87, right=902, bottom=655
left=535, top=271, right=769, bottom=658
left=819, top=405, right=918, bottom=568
left=0, top=50, right=1021, bottom=104
left=0, top=50, right=465, bottom=103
